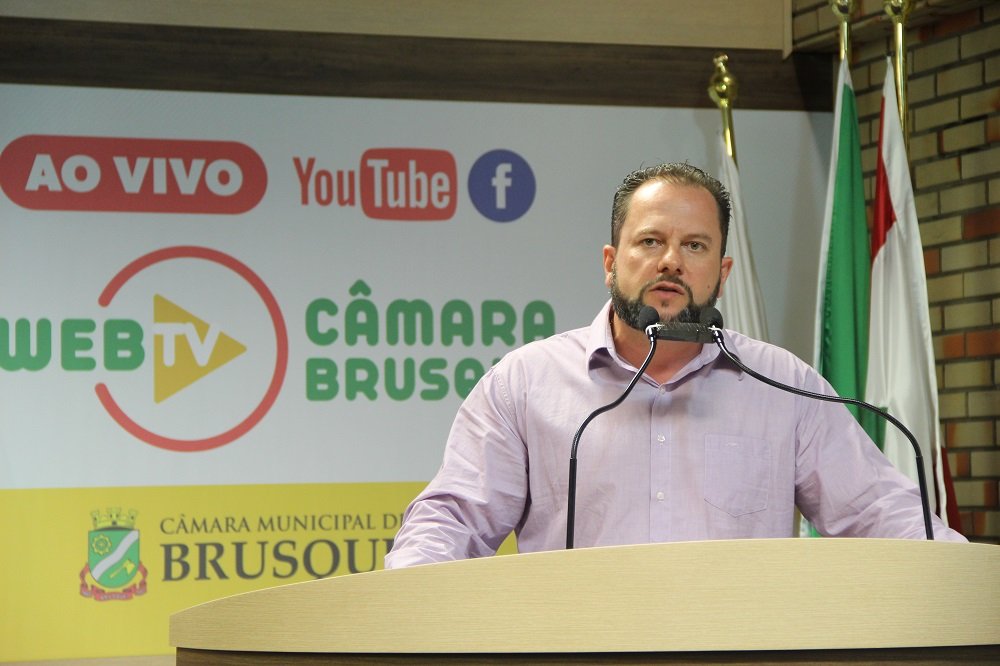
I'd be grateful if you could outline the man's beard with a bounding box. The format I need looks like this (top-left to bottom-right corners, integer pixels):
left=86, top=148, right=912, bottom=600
left=609, top=267, right=720, bottom=332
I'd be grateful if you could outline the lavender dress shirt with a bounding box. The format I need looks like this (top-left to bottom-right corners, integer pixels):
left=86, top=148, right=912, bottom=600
left=385, top=302, right=965, bottom=568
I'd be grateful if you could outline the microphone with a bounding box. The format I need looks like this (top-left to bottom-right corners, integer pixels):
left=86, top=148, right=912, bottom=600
left=648, top=319, right=715, bottom=343
left=700, top=307, right=935, bottom=540
left=566, top=306, right=660, bottom=549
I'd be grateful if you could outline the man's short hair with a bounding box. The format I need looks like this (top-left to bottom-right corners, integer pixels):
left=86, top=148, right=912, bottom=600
left=610, top=163, right=731, bottom=255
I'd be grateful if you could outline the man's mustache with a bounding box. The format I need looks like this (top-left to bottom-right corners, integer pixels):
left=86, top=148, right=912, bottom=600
left=640, top=274, right=693, bottom=302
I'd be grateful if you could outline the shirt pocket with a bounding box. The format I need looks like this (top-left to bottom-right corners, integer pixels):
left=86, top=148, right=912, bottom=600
left=703, top=435, right=770, bottom=517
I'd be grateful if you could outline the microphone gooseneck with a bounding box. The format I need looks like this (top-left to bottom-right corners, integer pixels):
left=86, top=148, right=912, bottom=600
left=700, top=307, right=934, bottom=541
left=566, top=306, right=660, bottom=549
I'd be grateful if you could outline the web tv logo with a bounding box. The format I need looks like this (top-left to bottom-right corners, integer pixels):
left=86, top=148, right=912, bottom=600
left=0, top=246, right=288, bottom=452
left=97, top=247, right=288, bottom=452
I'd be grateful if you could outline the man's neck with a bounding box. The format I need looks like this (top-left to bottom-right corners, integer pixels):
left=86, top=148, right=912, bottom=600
left=610, top=313, right=703, bottom=384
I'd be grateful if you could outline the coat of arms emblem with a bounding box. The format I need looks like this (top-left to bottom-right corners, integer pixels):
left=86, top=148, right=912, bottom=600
left=80, top=508, right=148, bottom=601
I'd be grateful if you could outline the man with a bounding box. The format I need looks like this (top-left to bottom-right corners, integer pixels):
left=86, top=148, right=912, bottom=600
left=385, top=163, right=964, bottom=569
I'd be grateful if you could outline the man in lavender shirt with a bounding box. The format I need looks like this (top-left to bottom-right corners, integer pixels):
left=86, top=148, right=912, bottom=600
left=385, top=163, right=965, bottom=569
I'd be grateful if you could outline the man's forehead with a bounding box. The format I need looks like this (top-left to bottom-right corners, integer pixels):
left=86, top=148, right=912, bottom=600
left=632, top=179, right=711, bottom=202
left=624, top=182, right=720, bottom=228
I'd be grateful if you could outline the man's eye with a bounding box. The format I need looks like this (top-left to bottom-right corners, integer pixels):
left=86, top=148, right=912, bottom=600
left=640, top=238, right=659, bottom=247
left=687, top=241, right=705, bottom=251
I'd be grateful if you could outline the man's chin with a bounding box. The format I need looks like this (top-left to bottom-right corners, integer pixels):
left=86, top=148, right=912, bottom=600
left=647, top=301, right=710, bottom=325
left=641, top=301, right=690, bottom=323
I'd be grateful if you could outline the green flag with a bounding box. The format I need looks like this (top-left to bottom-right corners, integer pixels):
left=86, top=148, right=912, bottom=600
left=805, top=60, right=879, bottom=537
left=814, top=59, right=878, bottom=438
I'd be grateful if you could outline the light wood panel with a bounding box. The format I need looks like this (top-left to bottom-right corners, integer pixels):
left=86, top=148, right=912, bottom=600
left=0, top=0, right=787, bottom=50
left=171, top=539, right=1000, bottom=656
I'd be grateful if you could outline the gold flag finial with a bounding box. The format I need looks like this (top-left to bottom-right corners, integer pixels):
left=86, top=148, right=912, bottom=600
left=829, top=0, right=856, bottom=63
left=709, top=54, right=738, bottom=106
left=885, top=0, right=913, bottom=145
left=709, top=54, right=739, bottom=165
left=884, top=0, right=913, bottom=22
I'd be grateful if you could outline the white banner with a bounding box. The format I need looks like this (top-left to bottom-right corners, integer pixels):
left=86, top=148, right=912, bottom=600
left=0, top=85, right=830, bottom=490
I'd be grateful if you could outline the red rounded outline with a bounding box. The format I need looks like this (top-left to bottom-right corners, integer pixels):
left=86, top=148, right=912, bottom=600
left=95, top=246, right=288, bottom=452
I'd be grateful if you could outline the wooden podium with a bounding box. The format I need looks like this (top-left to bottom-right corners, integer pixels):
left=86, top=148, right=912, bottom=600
left=171, top=538, right=999, bottom=664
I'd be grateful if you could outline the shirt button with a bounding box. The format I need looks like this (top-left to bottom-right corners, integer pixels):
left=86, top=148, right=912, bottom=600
left=655, top=491, right=665, bottom=501
left=656, top=434, right=665, bottom=443
left=658, top=386, right=666, bottom=394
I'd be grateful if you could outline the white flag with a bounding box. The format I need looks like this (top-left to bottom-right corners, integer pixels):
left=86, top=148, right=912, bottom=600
left=866, top=57, right=946, bottom=521
left=716, top=138, right=769, bottom=341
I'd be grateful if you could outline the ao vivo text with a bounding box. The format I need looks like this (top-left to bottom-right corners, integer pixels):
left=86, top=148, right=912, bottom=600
left=0, top=135, right=267, bottom=213
left=294, top=148, right=460, bottom=221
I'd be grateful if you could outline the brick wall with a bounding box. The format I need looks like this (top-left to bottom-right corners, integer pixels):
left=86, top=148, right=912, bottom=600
left=793, top=0, right=999, bottom=544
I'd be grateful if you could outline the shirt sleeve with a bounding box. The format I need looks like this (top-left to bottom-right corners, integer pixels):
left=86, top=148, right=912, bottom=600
left=384, top=364, right=529, bottom=568
left=792, top=367, right=966, bottom=542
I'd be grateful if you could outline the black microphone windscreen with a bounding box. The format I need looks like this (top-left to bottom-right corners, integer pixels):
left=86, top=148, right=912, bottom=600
left=700, top=306, right=724, bottom=328
left=638, top=306, right=660, bottom=330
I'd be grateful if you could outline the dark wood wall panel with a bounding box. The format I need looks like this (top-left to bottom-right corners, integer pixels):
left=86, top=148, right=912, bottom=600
left=0, top=16, right=831, bottom=110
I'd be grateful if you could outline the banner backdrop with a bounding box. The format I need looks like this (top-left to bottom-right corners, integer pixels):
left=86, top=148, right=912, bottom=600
left=0, top=84, right=830, bottom=660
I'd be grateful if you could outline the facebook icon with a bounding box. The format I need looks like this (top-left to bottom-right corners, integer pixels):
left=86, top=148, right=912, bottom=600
left=467, top=149, right=535, bottom=222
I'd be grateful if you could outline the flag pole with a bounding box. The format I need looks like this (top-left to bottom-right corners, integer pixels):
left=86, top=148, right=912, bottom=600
left=829, top=0, right=855, bottom=64
left=884, top=0, right=913, bottom=146
left=705, top=52, right=770, bottom=343
left=708, top=54, right=739, bottom=167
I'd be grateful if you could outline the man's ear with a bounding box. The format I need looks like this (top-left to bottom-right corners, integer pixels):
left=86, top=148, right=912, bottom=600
left=717, top=256, right=734, bottom=298
left=602, top=245, right=616, bottom=288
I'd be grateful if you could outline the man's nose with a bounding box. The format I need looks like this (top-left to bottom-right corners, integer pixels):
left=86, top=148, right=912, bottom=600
left=656, top=244, right=683, bottom=275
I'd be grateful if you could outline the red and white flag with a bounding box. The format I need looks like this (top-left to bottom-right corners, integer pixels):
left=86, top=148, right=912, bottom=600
left=866, top=58, right=957, bottom=527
